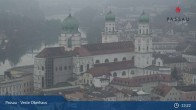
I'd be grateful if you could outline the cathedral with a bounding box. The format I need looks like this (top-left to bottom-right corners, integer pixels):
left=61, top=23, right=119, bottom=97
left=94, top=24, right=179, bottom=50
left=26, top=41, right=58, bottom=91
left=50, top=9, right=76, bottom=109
left=33, top=11, right=172, bottom=90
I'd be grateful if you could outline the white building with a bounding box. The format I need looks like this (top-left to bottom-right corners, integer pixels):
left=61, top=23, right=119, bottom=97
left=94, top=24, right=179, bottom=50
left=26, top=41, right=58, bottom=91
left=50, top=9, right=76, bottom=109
left=134, top=11, right=153, bottom=68
left=0, top=65, right=34, bottom=95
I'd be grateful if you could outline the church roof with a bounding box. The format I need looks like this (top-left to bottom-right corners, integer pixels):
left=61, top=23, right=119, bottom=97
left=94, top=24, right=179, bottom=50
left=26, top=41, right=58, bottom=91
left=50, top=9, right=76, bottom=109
left=105, top=10, right=115, bottom=22
left=74, top=41, right=134, bottom=56
left=111, top=74, right=173, bottom=88
left=87, top=60, right=134, bottom=77
left=94, top=60, right=134, bottom=70
left=139, top=11, right=149, bottom=23
left=36, top=47, right=73, bottom=58
left=62, top=14, right=79, bottom=34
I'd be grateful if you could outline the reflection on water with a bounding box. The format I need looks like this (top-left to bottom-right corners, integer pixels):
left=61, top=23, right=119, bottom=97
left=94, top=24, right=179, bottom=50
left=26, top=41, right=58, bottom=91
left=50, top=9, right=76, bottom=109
left=0, top=44, right=58, bottom=75
left=0, top=54, right=34, bottom=74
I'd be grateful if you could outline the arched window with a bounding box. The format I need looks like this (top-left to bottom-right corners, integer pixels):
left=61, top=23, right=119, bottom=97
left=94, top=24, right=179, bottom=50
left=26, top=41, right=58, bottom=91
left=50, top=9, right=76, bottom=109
left=105, top=59, right=109, bottom=63
left=95, top=60, right=100, bottom=64
left=122, top=71, right=126, bottom=76
left=122, top=57, right=126, bottom=61
left=114, top=58, right=118, bottom=62
left=113, top=72, right=117, bottom=77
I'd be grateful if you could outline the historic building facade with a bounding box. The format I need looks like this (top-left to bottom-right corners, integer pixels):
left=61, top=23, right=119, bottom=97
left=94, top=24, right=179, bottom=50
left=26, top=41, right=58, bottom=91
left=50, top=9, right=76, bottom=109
left=102, top=11, right=119, bottom=43
left=59, top=14, right=85, bottom=51
left=34, top=12, right=172, bottom=91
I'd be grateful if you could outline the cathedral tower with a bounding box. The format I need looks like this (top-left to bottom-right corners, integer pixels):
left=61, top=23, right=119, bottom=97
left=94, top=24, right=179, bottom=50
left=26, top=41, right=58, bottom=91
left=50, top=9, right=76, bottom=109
left=102, top=11, right=119, bottom=43
left=134, top=11, right=153, bottom=68
left=59, top=14, right=82, bottom=51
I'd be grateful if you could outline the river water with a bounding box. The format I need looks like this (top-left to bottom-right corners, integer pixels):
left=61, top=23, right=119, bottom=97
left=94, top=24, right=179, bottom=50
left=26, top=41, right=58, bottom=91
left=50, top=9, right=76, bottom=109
left=0, top=44, right=58, bottom=75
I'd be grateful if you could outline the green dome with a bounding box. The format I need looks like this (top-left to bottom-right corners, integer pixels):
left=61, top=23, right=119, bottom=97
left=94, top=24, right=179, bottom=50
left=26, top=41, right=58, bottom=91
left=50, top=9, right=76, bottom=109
left=139, top=11, right=149, bottom=23
left=62, top=14, right=79, bottom=33
left=105, top=11, right=115, bottom=22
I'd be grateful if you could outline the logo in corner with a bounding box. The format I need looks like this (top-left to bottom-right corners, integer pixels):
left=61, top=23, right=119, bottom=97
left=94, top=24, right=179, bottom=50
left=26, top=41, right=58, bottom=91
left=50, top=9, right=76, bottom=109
left=176, top=6, right=181, bottom=13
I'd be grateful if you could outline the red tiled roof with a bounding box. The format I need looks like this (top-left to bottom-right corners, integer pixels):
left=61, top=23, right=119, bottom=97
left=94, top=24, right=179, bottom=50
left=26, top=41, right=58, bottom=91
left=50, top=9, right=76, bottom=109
left=111, top=77, right=140, bottom=87
left=36, top=47, right=73, bottom=58
left=74, top=47, right=90, bottom=56
left=87, top=60, right=134, bottom=77
left=87, top=67, right=110, bottom=77
left=132, top=74, right=173, bottom=83
left=151, top=84, right=173, bottom=97
left=111, top=74, right=173, bottom=87
left=74, top=41, right=134, bottom=56
left=94, top=60, right=135, bottom=71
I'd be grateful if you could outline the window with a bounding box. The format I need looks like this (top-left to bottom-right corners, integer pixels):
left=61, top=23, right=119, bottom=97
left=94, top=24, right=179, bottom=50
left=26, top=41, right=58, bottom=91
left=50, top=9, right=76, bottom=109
left=122, top=71, right=126, bottom=76
left=83, top=79, right=85, bottom=83
left=42, top=66, right=44, bottom=71
left=105, top=59, right=109, bottom=63
left=95, top=60, right=100, bottom=64
left=113, top=72, right=117, bottom=77
left=87, top=64, right=90, bottom=70
left=42, top=77, right=44, bottom=88
left=68, top=38, right=72, bottom=48
left=131, top=70, right=135, bottom=75
left=147, top=46, right=149, bottom=51
left=80, top=65, right=83, bottom=72
left=122, top=57, right=126, bottom=61
left=38, top=66, right=39, bottom=70
left=114, top=58, right=118, bottom=62
left=138, top=46, right=140, bottom=51
left=131, top=56, right=134, bottom=61
left=69, top=66, right=72, bottom=70
left=146, top=29, right=148, bottom=34
left=64, top=66, right=67, bottom=70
